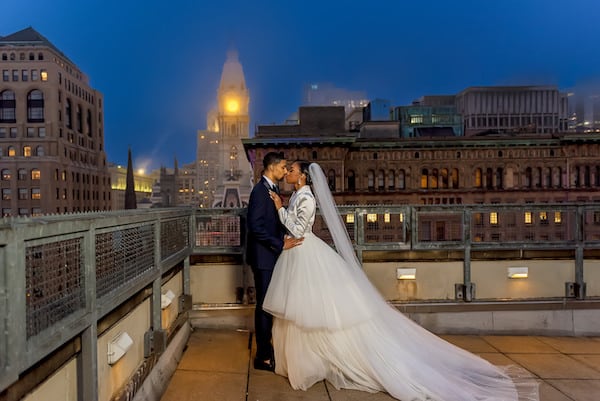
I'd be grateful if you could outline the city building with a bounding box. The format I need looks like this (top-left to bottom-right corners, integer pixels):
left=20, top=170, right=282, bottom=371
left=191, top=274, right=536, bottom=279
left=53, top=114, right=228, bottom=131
left=392, top=104, right=463, bottom=137
left=108, top=162, right=155, bottom=210
left=243, top=104, right=600, bottom=207
left=0, top=27, right=111, bottom=216
left=455, top=86, right=569, bottom=136
left=196, top=50, right=253, bottom=208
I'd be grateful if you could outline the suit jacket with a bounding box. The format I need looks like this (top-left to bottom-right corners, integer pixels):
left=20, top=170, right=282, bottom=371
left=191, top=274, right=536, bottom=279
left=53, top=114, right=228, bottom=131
left=246, top=177, right=286, bottom=270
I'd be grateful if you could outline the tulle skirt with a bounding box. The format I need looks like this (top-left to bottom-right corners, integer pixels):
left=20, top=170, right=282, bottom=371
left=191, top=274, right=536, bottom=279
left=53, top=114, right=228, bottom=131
left=263, top=233, right=539, bottom=401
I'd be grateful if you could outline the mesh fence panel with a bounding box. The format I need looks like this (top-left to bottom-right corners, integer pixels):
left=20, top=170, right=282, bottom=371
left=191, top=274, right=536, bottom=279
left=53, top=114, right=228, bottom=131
left=161, top=217, right=190, bottom=260
left=26, top=238, right=85, bottom=338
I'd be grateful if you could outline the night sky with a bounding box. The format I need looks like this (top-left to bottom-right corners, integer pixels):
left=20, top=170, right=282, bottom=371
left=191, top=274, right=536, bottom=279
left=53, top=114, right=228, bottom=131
left=2, top=0, right=599, bottom=170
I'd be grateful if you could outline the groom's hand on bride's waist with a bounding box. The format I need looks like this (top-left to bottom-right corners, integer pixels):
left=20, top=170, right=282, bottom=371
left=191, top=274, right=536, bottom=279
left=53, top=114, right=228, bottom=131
left=283, top=236, right=304, bottom=250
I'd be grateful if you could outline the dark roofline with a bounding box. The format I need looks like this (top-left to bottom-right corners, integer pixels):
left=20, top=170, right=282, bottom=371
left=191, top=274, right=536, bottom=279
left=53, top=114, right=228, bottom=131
left=0, top=27, right=74, bottom=64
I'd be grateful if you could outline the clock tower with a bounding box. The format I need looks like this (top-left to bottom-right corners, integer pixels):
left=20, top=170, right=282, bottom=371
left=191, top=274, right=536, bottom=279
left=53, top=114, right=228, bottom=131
left=197, top=50, right=252, bottom=208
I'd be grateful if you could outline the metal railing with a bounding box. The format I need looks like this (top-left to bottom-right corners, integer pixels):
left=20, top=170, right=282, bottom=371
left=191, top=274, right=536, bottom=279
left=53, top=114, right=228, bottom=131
left=1, top=202, right=599, bottom=396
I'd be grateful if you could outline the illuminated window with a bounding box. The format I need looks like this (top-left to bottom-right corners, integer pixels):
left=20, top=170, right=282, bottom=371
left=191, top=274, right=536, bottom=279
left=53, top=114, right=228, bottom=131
left=490, top=212, right=498, bottom=225
left=367, top=214, right=378, bottom=223
left=40, top=69, right=48, bottom=81
left=410, top=114, right=423, bottom=124
left=474, top=213, right=483, bottom=226
left=31, top=188, right=41, bottom=199
left=539, top=211, right=548, bottom=225
left=384, top=213, right=391, bottom=223
left=1, top=169, right=10, bottom=180
left=31, top=169, right=41, bottom=180
left=346, top=214, right=355, bottom=223
left=554, top=211, right=562, bottom=224
left=23, top=146, right=32, bottom=157
left=8, top=146, right=16, bottom=157
left=399, top=213, right=404, bottom=223
left=524, top=212, right=532, bottom=224
left=2, top=189, right=11, bottom=200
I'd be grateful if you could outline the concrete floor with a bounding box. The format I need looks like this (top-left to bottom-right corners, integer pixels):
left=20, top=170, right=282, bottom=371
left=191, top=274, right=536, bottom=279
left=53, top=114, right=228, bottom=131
left=160, top=328, right=600, bottom=401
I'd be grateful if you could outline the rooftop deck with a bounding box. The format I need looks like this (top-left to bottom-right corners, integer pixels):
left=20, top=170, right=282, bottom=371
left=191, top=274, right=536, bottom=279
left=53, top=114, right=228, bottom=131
left=161, top=327, right=600, bottom=401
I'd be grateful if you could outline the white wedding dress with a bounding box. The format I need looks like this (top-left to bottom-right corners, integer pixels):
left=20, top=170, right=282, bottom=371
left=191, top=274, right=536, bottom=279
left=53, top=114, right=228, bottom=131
left=263, top=165, right=538, bottom=401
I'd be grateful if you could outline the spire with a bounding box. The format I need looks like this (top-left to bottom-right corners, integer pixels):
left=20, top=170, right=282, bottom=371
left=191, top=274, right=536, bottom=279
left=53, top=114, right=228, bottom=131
left=219, top=49, right=247, bottom=92
left=124, top=148, right=136, bottom=209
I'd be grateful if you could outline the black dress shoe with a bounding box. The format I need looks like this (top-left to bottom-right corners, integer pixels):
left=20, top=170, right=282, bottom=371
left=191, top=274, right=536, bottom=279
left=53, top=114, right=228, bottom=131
left=253, top=358, right=275, bottom=372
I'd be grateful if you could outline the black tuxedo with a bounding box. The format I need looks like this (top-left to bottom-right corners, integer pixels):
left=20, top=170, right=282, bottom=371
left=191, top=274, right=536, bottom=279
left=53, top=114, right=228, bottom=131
left=246, top=177, right=286, bottom=361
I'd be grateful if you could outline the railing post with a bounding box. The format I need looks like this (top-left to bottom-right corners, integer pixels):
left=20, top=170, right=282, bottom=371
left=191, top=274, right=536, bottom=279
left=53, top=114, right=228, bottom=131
left=355, top=208, right=364, bottom=264
left=455, top=208, right=475, bottom=302
left=572, top=206, right=586, bottom=299
left=78, top=222, right=98, bottom=401
left=144, top=218, right=166, bottom=357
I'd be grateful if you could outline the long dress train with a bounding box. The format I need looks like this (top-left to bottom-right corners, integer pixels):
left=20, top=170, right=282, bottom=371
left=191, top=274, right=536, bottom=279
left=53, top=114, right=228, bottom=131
left=263, top=175, right=538, bottom=401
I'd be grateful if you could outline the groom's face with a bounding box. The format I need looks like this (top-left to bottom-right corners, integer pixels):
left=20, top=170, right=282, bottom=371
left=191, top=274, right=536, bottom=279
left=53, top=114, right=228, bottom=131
left=270, top=159, right=288, bottom=181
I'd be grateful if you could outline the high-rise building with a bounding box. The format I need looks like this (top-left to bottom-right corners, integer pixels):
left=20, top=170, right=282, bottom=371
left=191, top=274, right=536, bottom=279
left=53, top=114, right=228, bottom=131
left=196, top=50, right=252, bottom=208
left=0, top=27, right=111, bottom=216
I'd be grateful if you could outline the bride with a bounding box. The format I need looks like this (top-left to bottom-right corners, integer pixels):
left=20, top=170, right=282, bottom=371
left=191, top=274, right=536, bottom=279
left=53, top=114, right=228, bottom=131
left=263, top=161, right=539, bottom=401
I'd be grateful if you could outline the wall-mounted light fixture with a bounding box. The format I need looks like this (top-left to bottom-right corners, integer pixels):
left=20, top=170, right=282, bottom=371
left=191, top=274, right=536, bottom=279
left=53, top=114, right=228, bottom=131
left=108, top=332, right=133, bottom=365
left=507, top=267, right=528, bottom=279
left=161, top=290, right=176, bottom=309
left=397, top=268, right=416, bottom=280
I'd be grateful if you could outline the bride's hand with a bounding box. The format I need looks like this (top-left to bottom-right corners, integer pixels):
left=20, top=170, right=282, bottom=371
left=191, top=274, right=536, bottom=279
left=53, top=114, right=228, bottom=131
left=269, top=190, right=283, bottom=210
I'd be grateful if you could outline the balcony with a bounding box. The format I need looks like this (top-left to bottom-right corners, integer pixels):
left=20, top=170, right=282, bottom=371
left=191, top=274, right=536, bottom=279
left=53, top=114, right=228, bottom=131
left=1, top=203, right=600, bottom=400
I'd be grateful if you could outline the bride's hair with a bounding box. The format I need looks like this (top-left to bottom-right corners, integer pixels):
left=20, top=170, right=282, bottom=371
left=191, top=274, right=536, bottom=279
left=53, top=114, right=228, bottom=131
left=295, top=160, right=312, bottom=185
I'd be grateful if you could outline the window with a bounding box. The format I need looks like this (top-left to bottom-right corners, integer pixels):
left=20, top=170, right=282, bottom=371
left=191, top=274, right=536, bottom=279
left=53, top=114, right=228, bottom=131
left=76, top=105, right=82, bottom=132
left=0, top=90, right=16, bottom=123
left=347, top=170, right=355, bottom=191
left=31, top=69, right=39, bottom=81
left=388, top=170, right=395, bottom=190
left=327, top=169, right=336, bottom=191
left=410, top=114, right=424, bottom=124
left=378, top=170, right=384, bottom=190
left=554, top=211, right=562, bottom=224
left=21, top=69, right=28, bottom=81
left=474, top=168, right=482, bottom=188
left=18, top=169, right=27, bottom=180
left=524, top=212, right=533, bottom=224
left=490, top=212, right=498, bottom=225
left=23, top=146, right=32, bottom=157
left=38, top=127, right=46, bottom=137
left=2, top=189, right=11, bottom=200
left=27, top=90, right=44, bottom=122
left=31, top=188, right=41, bottom=199
left=38, top=52, right=44, bottom=60
left=2, top=209, right=11, bottom=217
left=12, top=70, right=18, bottom=81
left=27, top=127, right=35, bottom=137
left=8, top=146, right=16, bottom=157
left=540, top=211, right=548, bottom=225
left=2, top=70, right=8, bottom=81
left=0, top=127, right=5, bottom=138
left=31, top=169, right=41, bottom=180
left=10, top=127, right=17, bottom=138
left=398, top=170, right=405, bottom=190
left=18, top=188, right=28, bottom=200
left=65, top=98, right=72, bottom=128
left=32, top=207, right=42, bottom=216
left=36, top=146, right=44, bottom=156
left=368, top=170, right=374, bottom=190
left=40, top=69, right=48, bottom=81
left=1, top=169, right=10, bottom=180
left=18, top=208, right=28, bottom=216
left=421, top=169, right=428, bottom=189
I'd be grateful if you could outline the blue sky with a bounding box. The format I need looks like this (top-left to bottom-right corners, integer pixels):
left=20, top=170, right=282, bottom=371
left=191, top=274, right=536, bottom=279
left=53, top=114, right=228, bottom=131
left=2, top=0, right=599, bottom=170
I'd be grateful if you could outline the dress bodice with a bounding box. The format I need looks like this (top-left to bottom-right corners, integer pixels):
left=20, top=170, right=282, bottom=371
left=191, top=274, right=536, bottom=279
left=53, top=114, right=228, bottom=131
left=277, top=185, right=315, bottom=238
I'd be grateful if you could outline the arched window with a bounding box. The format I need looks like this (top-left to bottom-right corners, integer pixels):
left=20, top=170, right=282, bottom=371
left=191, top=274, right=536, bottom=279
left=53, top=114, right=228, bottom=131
left=1, top=169, right=11, bottom=180
left=312, top=150, right=317, bottom=160
left=38, top=52, right=44, bottom=60
left=474, top=168, right=482, bottom=188
left=27, top=90, right=44, bottom=122
left=398, top=169, right=405, bottom=190
left=36, top=146, right=44, bottom=156
left=430, top=168, right=439, bottom=189
left=596, top=166, right=600, bottom=187
left=76, top=104, right=83, bottom=132
left=18, top=169, right=27, bottom=180
left=31, top=169, right=41, bottom=180
left=368, top=170, right=375, bottom=191
left=387, top=170, right=395, bottom=190
left=65, top=98, right=72, bottom=128
left=328, top=169, right=336, bottom=191
left=347, top=170, right=355, bottom=191
left=545, top=167, right=552, bottom=188
left=451, top=168, right=459, bottom=188
left=421, top=168, right=429, bottom=189
left=441, top=168, right=449, bottom=188
left=536, top=167, right=543, bottom=188
left=86, top=109, right=92, bottom=135
left=525, top=167, right=532, bottom=188
left=377, top=170, right=385, bottom=190
left=0, top=90, right=16, bottom=123
left=496, top=168, right=504, bottom=189
left=486, top=168, right=493, bottom=189
left=584, top=166, right=591, bottom=187
left=556, top=166, right=563, bottom=188
left=29, top=52, right=35, bottom=60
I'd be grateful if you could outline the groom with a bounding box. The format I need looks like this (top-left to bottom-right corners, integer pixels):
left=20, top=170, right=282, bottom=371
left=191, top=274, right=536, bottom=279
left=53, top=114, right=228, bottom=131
left=246, top=151, right=302, bottom=371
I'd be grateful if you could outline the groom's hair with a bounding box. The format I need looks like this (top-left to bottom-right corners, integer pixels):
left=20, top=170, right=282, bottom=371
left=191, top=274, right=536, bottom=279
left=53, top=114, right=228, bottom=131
left=263, top=152, right=285, bottom=170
